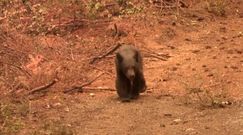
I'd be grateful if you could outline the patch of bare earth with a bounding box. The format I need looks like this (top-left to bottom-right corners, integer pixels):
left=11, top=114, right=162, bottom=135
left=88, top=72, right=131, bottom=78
left=0, top=0, right=243, bottom=135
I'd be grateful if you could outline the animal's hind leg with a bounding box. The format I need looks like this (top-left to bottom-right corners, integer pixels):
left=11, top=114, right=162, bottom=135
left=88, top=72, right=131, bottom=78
left=136, top=72, right=146, bottom=93
left=131, top=82, right=139, bottom=99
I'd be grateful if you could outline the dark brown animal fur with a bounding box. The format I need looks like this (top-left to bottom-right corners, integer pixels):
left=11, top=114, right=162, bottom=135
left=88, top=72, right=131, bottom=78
left=115, top=45, right=146, bottom=101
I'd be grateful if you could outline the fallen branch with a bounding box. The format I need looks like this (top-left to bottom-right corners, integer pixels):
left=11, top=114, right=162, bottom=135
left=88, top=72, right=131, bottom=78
left=112, top=23, right=127, bottom=38
left=152, top=0, right=188, bottom=9
left=142, top=47, right=171, bottom=59
left=28, top=79, right=58, bottom=95
left=153, top=5, right=177, bottom=9
left=144, top=54, right=168, bottom=61
left=63, top=72, right=105, bottom=93
left=53, top=19, right=111, bottom=28
left=80, top=54, right=115, bottom=62
left=89, top=43, right=121, bottom=64
left=83, top=87, right=116, bottom=92
left=113, top=23, right=118, bottom=38
left=21, top=0, right=32, bottom=13
left=89, top=65, right=115, bottom=77
left=0, top=61, right=32, bottom=77
left=104, top=3, right=117, bottom=7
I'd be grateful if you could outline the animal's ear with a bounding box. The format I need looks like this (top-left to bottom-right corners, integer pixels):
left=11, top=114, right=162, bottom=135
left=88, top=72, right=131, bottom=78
left=116, top=53, right=123, bottom=63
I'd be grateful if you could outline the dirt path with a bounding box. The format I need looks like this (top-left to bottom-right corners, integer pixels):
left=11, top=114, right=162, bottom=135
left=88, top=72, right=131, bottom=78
left=25, top=17, right=243, bottom=134
left=33, top=92, right=242, bottom=135
left=62, top=17, right=243, bottom=134
left=1, top=1, right=243, bottom=135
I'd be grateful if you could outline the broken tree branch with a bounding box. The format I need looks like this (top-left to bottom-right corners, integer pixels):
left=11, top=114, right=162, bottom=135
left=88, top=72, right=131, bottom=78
left=144, top=54, right=168, bottom=61
left=89, top=43, right=122, bottom=64
left=0, top=61, right=32, bottom=77
left=89, top=64, right=115, bottom=77
left=142, top=47, right=171, bottom=61
left=28, top=79, right=58, bottom=95
left=82, top=87, right=116, bottom=92
left=63, top=72, right=105, bottom=94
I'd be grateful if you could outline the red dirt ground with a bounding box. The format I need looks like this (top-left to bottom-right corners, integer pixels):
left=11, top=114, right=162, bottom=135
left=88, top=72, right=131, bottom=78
left=0, top=0, right=243, bottom=135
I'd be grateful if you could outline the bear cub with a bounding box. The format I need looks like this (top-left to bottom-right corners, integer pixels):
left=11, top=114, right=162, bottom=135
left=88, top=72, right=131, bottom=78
left=115, top=45, right=146, bottom=102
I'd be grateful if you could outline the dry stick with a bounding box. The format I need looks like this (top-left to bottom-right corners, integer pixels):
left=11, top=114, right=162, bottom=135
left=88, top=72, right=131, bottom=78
left=142, top=49, right=171, bottom=61
left=53, top=19, right=111, bottom=28
left=113, top=23, right=118, bottom=37
left=79, top=54, right=115, bottom=63
left=28, top=79, right=58, bottom=95
left=21, top=0, right=32, bottom=13
left=70, top=48, right=75, bottom=61
left=153, top=0, right=186, bottom=9
left=63, top=72, right=105, bottom=93
left=176, top=0, right=180, bottom=16
left=154, top=5, right=177, bottom=9
left=144, top=54, right=168, bottom=61
left=89, top=64, right=115, bottom=77
left=0, top=61, right=31, bottom=77
left=89, top=43, right=122, bottom=64
left=142, top=47, right=171, bottom=58
left=82, top=87, right=116, bottom=92
left=104, top=3, right=116, bottom=7
left=160, top=0, right=163, bottom=11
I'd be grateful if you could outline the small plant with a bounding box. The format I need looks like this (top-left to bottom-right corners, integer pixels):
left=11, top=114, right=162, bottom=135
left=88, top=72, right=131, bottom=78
left=117, top=1, right=143, bottom=15
left=116, top=0, right=127, bottom=6
left=33, top=120, right=74, bottom=135
left=0, top=0, right=11, bottom=10
left=0, top=102, right=26, bottom=134
left=180, top=74, right=232, bottom=108
left=87, top=0, right=104, bottom=19
left=205, top=0, right=227, bottom=16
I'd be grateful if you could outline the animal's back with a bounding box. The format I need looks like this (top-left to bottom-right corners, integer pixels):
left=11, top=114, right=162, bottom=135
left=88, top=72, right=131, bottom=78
left=118, top=45, right=137, bottom=58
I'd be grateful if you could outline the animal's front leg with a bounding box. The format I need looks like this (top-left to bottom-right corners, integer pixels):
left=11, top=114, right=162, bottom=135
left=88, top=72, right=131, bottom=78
left=127, top=80, right=134, bottom=99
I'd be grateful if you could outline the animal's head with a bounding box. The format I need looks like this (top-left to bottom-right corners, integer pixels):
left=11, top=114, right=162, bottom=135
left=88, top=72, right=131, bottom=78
left=116, top=48, right=139, bottom=81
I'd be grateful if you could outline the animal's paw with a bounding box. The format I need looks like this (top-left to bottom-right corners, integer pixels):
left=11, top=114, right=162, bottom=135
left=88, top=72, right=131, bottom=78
left=121, top=98, right=131, bottom=102
left=140, top=85, right=147, bottom=93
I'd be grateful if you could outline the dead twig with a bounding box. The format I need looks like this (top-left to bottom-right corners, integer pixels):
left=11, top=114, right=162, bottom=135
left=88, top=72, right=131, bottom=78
left=154, top=5, right=177, bottom=9
left=152, top=0, right=188, bottom=10
left=113, top=23, right=118, bottom=38
left=54, top=19, right=111, bottom=28
left=28, top=79, right=58, bottom=95
left=80, top=54, right=115, bottom=62
left=89, top=64, right=115, bottom=77
left=21, top=0, right=32, bottom=13
left=89, top=43, right=122, bottom=64
left=70, top=48, right=75, bottom=61
left=64, top=72, right=105, bottom=94
left=104, top=3, right=117, bottom=7
left=83, top=87, right=116, bottom=92
left=0, top=61, right=32, bottom=77
left=144, top=54, right=168, bottom=61
left=142, top=47, right=171, bottom=58
left=142, top=48, right=171, bottom=61
left=112, top=23, right=127, bottom=38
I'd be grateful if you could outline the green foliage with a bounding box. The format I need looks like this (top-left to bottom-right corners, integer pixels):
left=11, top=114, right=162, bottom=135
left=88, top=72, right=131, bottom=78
left=33, top=120, right=74, bottom=135
left=1, top=0, right=144, bottom=35
left=87, top=0, right=104, bottom=19
left=0, top=102, right=27, bottom=134
left=27, top=4, right=50, bottom=35
left=181, top=74, right=231, bottom=108
left=117, top=0, right=143, bottom=15
left=0, top=0, right=11, bottom=7
left=205, top=0, right=227, bottom=16
left=116, top=0, right=127, bottom=6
